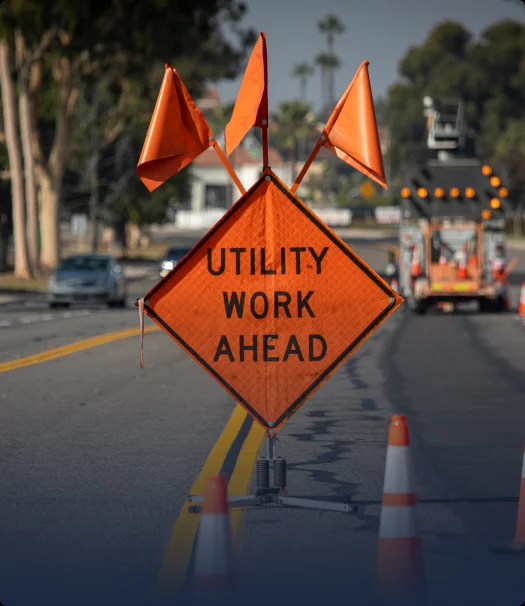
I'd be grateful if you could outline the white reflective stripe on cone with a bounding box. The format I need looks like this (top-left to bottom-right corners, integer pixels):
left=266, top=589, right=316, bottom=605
left=378, top=505, right=419, bottom=539
left=194, top=515, right=233, bottom=576
left=383, top=446, right=415, bottom=494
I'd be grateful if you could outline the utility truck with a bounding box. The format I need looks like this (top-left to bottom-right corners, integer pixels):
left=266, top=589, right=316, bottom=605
left=397, top=97, right=516, bottom=314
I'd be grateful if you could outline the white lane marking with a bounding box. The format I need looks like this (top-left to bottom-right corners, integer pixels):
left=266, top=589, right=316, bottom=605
left=0, top=308, right=98, bottom=328
left=19, top=316, right=42, bottom=324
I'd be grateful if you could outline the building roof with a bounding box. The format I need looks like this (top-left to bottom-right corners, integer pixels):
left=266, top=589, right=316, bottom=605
left=193, top=144, right=284, bottom=168
left=196, top=86, right=221, bottom=113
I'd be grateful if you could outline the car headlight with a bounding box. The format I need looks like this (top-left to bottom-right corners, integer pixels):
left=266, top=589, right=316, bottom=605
left=162, top=260, right=174, bottom=271
left=385, top=263, right=397, bottom=277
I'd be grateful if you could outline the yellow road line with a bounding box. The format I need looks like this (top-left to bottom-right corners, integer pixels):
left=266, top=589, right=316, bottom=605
left=229, top=419, right=266, bottom=552
left=155, top=405, right=248, bottom=595
left=154, top=406, right=266, bottom=598
left=0, top=325, right=160, bottom=373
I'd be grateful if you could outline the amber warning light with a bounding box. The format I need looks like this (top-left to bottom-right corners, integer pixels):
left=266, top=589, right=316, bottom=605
left=401, top=187, right=411, bottom=199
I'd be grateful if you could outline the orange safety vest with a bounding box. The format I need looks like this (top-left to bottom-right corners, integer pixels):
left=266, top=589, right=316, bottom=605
left=492, top=256, right=505, bottom=281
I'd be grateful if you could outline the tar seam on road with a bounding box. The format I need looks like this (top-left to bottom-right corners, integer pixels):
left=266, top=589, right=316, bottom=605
left=0, top=325, right=160, bottom=373
left=154, top=406, right=265, bottom=600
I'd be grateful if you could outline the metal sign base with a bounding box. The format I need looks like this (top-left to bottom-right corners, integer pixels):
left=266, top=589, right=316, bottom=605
left=187, top=435, right=358, bottom=515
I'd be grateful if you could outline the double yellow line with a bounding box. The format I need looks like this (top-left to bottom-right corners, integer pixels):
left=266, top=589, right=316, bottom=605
left=1, top=323, right=266, bottom=596
left=155, top=405, right=265, bottom=597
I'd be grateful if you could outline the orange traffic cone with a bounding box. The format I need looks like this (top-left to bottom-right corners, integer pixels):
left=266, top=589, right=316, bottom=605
left=438, top=245, right=447, bottom=266
left=375, top=415, right=425, bottom=601
left=457, top=246, right=468, bottom=280
left=519, top=283, right=525, bottom=319
left=492, top=446, right=525, bottom=555
left=193, top=475, right=235, bottom=597
left=411, top=244, right=421, bottom=278
left=513, top=446, right=525, bottom=547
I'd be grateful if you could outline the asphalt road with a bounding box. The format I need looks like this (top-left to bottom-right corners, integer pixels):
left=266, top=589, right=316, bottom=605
left=1, top=235, right=525, bottom=606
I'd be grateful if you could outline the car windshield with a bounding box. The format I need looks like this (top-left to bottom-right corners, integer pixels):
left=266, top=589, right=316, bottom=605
left=166, top=248, right=188, bottom=258
left=59, top=257, right=110, bottom=272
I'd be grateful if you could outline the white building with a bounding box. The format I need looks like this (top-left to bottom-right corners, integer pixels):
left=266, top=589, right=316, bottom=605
left=189, top=131, right=288, bottom=211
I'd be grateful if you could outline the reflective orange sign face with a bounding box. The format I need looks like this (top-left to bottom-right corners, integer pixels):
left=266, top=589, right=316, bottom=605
left=141, top=170, right=403, bottom=431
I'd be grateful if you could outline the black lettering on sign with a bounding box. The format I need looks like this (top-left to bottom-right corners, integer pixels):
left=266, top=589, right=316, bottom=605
left=283, top=334, right=304, bottom=362
left=213, top=334, right=327, bottom=363
left=309, top=334, right=327, bottom=361
left=230, top=248, right=246, bottom=275
left=290, top=247, right=306, bottom=274
left=208, top=248, right=225, bottom=275
left=274, top=291, right=292, bottom=318
left=297, top=291, right=315, bottom=318
left=240, top=335, right=257, bottom=362
left=223, top=292, right=245, bottom=319
left=214, top=335, right=234, bottom=362
left=261, top=249, right=276, bottom=275
left=250, top=292, right=269, bottom=319
left=263, top=335, right=279, bottom=362
left=309, top=247, right=328, bottom=273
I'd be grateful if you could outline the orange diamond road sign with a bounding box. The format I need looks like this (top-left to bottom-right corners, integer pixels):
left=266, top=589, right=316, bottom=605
left=359, top=180, right=376, bottom=200
left=140, top=169, right=403, bottom=431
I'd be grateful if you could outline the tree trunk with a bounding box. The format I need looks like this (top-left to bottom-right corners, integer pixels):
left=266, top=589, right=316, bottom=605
left=16, top=47, right=40, bottom=274
left=38, top=170, right=60, bottom=269
left=33, top=57, right=78, bottom=270
left=114, top=217, right=127, bottom=251
left=327, top=67, right=334, bottom=109
left=0, top=39, right=31, bottom=279
left=300, top=77, right=306, bottom=100
left=0, top=212, right=10, bottom=271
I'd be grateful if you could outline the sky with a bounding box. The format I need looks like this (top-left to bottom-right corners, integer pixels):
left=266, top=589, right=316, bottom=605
left=217, top=0, right=525, bottom=112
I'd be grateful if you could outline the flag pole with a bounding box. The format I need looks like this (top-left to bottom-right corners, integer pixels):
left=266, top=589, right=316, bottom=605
left=212, top=140, right=246, bottom=195
left=291, top=137, right=324, bottom=194
left=261, top=32, right=269, bottom=170
left=290, top=61, right=369, bottom=194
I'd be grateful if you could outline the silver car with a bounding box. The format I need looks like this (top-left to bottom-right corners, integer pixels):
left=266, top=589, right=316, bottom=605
left=47, top=254, right=127, bottom=309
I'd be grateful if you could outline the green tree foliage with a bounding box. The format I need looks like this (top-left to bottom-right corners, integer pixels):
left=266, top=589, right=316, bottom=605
left=384, top=19, right=525, bottom=203
left=271, top=100, right=316, bottom=170
left=0, top=0, right=257, bottom=261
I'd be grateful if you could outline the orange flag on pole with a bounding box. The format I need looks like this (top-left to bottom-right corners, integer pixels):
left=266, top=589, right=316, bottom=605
left=224, top=32, right=269, bottom=163
left=137, top=64, right=213, bottom=192
left=292, top=60, right=387, bottom=192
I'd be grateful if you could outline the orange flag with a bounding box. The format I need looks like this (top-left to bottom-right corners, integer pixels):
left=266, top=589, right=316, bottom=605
left=322, top=61, right=387, bottom=189
left=137, top=64, right=213, bottom=192
left=224, top=33, right=268, bottom=157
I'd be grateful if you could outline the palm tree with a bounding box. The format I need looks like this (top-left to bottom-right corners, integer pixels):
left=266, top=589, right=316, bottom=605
left=317, top=15, right=346, bottom=108
left=271, top=100, right=316, bottom=182
left=314, top=52, right=341, bottom=117
left=291, top=62, right=314, bottom=100
left=318, top=14, right=346, bottom=54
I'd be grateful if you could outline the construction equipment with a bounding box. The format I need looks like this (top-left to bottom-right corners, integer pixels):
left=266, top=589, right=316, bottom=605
left=398, top=96, right=516, bottom=314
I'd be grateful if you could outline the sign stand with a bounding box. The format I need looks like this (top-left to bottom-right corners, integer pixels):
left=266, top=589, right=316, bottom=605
left=187, top=432, right=358, bottom=514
